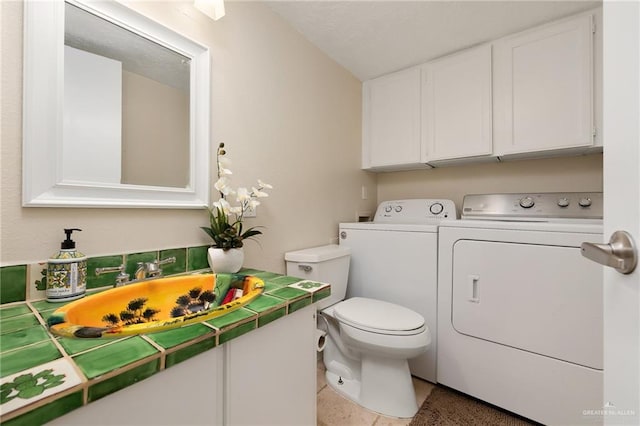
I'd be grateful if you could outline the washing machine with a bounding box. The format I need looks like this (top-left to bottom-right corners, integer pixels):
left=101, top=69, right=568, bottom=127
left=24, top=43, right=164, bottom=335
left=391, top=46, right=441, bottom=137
left=437, top=192, right=604, bottom=425
left=339, top=199, right=457, bottom=383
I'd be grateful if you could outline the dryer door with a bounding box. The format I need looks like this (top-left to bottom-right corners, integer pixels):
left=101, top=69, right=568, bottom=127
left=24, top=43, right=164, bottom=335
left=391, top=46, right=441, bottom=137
left=451, top=239, right=603, bottom=369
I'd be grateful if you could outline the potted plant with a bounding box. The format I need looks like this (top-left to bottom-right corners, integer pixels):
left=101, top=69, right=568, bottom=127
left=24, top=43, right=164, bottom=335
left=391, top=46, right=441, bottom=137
left=202, top=143, right=273, bottom=273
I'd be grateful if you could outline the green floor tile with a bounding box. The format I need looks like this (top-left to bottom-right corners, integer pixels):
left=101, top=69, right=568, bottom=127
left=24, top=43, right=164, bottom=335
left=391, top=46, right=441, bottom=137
left=206, top=307, right=255, bottom=329
left=0, top=304, right=31, bottom=320
left=147, top=323, right=213, bottom=349
left=2, top=391, right=83, bottom=426
left=88, top=360, right=159, bottom=403
left=0, top=325, right=50, bottom=353
left=0, top=340, right=61, bottom=378
left=0, top=314, right=40, bottom=335
left=72, top=337, right=158, bottom=379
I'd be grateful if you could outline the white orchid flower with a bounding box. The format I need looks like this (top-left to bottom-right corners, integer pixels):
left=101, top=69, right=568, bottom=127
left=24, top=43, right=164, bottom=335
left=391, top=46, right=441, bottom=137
left=236, top=187, right=251, bottom=203
left=252, top=187, right=269, bottom=198
left=258, top=179, right=273, bottom=189
left=212, top=198, right=231, bottom=214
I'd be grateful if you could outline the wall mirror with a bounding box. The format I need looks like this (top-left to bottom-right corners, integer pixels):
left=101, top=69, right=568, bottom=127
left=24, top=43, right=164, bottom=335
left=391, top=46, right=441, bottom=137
left=23, top=0, right=210, bottom=208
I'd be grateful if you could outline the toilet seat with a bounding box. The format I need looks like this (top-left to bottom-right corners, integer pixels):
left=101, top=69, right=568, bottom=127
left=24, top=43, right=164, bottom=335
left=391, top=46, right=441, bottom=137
left=333, top=297, right=426, bottom=336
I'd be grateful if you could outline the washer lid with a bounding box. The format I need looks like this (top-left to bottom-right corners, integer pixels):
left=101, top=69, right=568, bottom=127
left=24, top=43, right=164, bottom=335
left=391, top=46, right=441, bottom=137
left=333, top=297, right=425, bottom=335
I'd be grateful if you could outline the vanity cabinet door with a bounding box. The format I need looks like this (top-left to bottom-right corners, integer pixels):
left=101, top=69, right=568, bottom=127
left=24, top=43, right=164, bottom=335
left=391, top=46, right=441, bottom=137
left=421, top=44, right=493, bottom=163
left=224, top=305, right=317, bottom=425
left=362, top=67, right=423, bottom=170
left=493, top=13, right=595, bottom=157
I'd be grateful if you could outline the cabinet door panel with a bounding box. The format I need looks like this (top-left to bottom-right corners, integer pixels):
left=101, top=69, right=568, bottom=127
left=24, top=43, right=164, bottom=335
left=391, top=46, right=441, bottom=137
left=363, top=68, right=421, bottom=168
left=422, top=44, right=492, bottom=162
left=494, top=14, right=594, bottom=155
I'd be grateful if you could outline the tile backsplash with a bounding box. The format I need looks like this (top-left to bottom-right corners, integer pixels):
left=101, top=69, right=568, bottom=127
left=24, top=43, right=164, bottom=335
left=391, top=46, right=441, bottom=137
left=0, top=246, right=210, bottom=305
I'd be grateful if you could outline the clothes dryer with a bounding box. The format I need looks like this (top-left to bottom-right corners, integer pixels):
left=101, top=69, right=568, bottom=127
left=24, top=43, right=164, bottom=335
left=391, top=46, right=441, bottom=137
left=339, top=199, right=457, bottom=383
left=437, top=192, right=604, bottom=425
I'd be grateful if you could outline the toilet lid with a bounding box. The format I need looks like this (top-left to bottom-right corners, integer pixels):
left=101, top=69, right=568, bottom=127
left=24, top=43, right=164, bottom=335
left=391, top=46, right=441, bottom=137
left=333, top=297, right=426, bottom=335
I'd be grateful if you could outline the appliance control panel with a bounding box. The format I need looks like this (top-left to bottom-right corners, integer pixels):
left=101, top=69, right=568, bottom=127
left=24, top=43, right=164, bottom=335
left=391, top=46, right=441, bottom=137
left=461, top=192, right=603, bottom=220
left=374, top=199, right=457, bottom=223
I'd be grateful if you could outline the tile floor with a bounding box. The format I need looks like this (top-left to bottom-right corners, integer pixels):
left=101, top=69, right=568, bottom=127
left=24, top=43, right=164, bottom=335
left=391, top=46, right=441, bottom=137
left=316, top=357, right=435, bottom=426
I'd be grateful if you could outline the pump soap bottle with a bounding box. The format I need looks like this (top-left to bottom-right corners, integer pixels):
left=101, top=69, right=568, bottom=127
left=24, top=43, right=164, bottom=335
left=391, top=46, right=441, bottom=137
left=46, top=228, right=87, bottom=302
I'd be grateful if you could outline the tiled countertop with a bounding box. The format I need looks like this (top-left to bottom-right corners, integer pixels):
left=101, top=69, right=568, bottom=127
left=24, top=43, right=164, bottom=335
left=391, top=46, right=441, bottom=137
left=0, top=269, right=330, bottom=426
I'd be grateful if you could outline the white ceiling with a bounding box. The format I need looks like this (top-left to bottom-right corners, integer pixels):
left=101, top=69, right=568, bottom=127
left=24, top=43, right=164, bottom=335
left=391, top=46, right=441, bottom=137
left=266, top=0, right=601, bottom=81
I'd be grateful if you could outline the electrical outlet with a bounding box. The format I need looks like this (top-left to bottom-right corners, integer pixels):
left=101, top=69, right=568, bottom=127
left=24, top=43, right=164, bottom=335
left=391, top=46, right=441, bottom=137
left=244, top=204, right=256, bottom=218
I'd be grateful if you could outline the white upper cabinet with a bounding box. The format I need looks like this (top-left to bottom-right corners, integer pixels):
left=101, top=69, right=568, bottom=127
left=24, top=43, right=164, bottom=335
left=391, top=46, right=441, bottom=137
left=493, top=13, right=596, bottom=157
left=362, top=67, right=423, bottom=170
left=421, top=44, right=493, bottom=164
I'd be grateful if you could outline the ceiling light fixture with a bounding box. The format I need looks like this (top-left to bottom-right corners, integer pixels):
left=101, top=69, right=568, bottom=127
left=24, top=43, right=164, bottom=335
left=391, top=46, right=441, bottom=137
left=194, top=0, right=225, bottom=21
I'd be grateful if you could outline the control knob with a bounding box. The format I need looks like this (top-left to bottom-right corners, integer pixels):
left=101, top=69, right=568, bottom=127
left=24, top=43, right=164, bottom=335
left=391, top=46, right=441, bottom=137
left=579, top=198, right=592, bottom=208
left=557, top=198, right=570, bottom=208
left=519, top=196, right=535, bottom=209
left=429, top=202, right=444, bottom=215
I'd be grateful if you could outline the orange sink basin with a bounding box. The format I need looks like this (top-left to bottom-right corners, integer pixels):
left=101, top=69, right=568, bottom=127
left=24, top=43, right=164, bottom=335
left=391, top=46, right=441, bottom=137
left=47, top=273, right=264, bottom=338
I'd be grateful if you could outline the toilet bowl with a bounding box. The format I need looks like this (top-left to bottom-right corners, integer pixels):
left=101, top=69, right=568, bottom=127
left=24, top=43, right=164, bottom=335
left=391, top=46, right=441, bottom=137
left=285, top=245, right=431, bottom=418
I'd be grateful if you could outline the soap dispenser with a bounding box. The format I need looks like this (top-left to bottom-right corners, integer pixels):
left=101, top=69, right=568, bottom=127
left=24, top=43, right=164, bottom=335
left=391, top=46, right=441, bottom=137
left=46, top=228, right=87, bottom=302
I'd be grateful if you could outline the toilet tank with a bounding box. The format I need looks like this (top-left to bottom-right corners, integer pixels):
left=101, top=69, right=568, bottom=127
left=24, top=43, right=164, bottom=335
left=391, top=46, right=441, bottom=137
left=285, top=244, right=351, bottom=309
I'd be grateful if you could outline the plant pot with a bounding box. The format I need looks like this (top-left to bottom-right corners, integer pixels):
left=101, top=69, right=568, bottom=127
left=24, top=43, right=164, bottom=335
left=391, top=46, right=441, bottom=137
left=207, top=247, right=244, bottom=273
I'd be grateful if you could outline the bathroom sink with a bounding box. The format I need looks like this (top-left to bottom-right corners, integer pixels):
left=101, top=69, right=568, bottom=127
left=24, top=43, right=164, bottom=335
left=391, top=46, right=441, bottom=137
left=47, top=273, right=264, bottom=338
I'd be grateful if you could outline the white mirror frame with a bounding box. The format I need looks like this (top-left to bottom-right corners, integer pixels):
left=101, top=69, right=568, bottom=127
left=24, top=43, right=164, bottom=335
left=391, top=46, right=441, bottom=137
left=23, top=0, right=210, bottom=208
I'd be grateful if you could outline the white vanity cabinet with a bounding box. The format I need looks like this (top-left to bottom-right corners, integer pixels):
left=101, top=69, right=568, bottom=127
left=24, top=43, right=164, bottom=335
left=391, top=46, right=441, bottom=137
left=493, top=13, right=597, bottom=157
left=362, top=67, right=423, bottom=170
left=421, top=44, right=493, bottom=164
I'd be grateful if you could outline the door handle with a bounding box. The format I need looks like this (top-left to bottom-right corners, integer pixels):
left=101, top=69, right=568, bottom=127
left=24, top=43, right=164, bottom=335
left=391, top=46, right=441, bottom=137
left=581, top=231, right=637, bottom=274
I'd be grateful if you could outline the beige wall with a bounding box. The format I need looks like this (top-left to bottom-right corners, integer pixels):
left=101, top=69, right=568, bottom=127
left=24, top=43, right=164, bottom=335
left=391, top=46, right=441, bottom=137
left=0, top=1, right=376, bottom=272
left=377, top=154, right=603, bottom=215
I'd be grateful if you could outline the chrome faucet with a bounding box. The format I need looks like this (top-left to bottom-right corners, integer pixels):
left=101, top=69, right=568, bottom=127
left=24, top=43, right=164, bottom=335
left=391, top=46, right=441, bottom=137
left=95, top=264, right=130, bottom=287
left=96, top=256, right=176, bottom=287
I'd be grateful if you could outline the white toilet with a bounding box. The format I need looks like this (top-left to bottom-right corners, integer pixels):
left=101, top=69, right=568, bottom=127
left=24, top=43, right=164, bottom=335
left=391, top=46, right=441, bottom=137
left=285, top=244, right=430, bottom=418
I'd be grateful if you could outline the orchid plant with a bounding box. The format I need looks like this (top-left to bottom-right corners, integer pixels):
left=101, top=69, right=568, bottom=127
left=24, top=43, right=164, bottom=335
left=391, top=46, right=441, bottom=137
left=201, top=143, right=273, bottom=250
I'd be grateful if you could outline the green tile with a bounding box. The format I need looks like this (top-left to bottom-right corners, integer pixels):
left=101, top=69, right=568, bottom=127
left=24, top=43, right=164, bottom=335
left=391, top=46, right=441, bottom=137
left=165, top=337, right=216, bottom=368
left=258, top=307, right=286, bottom=328
left=245, top=295, right=285, bottom=313
left=125, top=251, right=157, bottom=279
left=86, top=255, right=124, bottom=289
left=206, top=307, right=255, bottom=329
left=268, top=287, right=309, bottom=301
left=57, top=336, right=113, bottom=355
left=0, top=314, right=40, bottom=334
left=88, top=360, right=159, bottom=402
left=288, top=297, right=313, bottom=314
left=0, top=304, right=31, bottom=319
left=2, top=391, right=83, bottom=426
left=72, top=337, right=158, bottom=379
left=147, top=323, right=213, bottom=349
left=251, top=271, right=281, bottom=280
left=312, top=287, right=331, bottom=303
left=0, top=340, right=61, bottom=378
left=160, top=248, right=187, bottom=276
left=188, top=246, right=209, bottom=271
left=219, top=320, right=255, bottom=344
left=0, top=325, right=50, bottom=353
left=269, top=275, right=303, bottom=286
left=0, top=265, right=27, bottom=304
